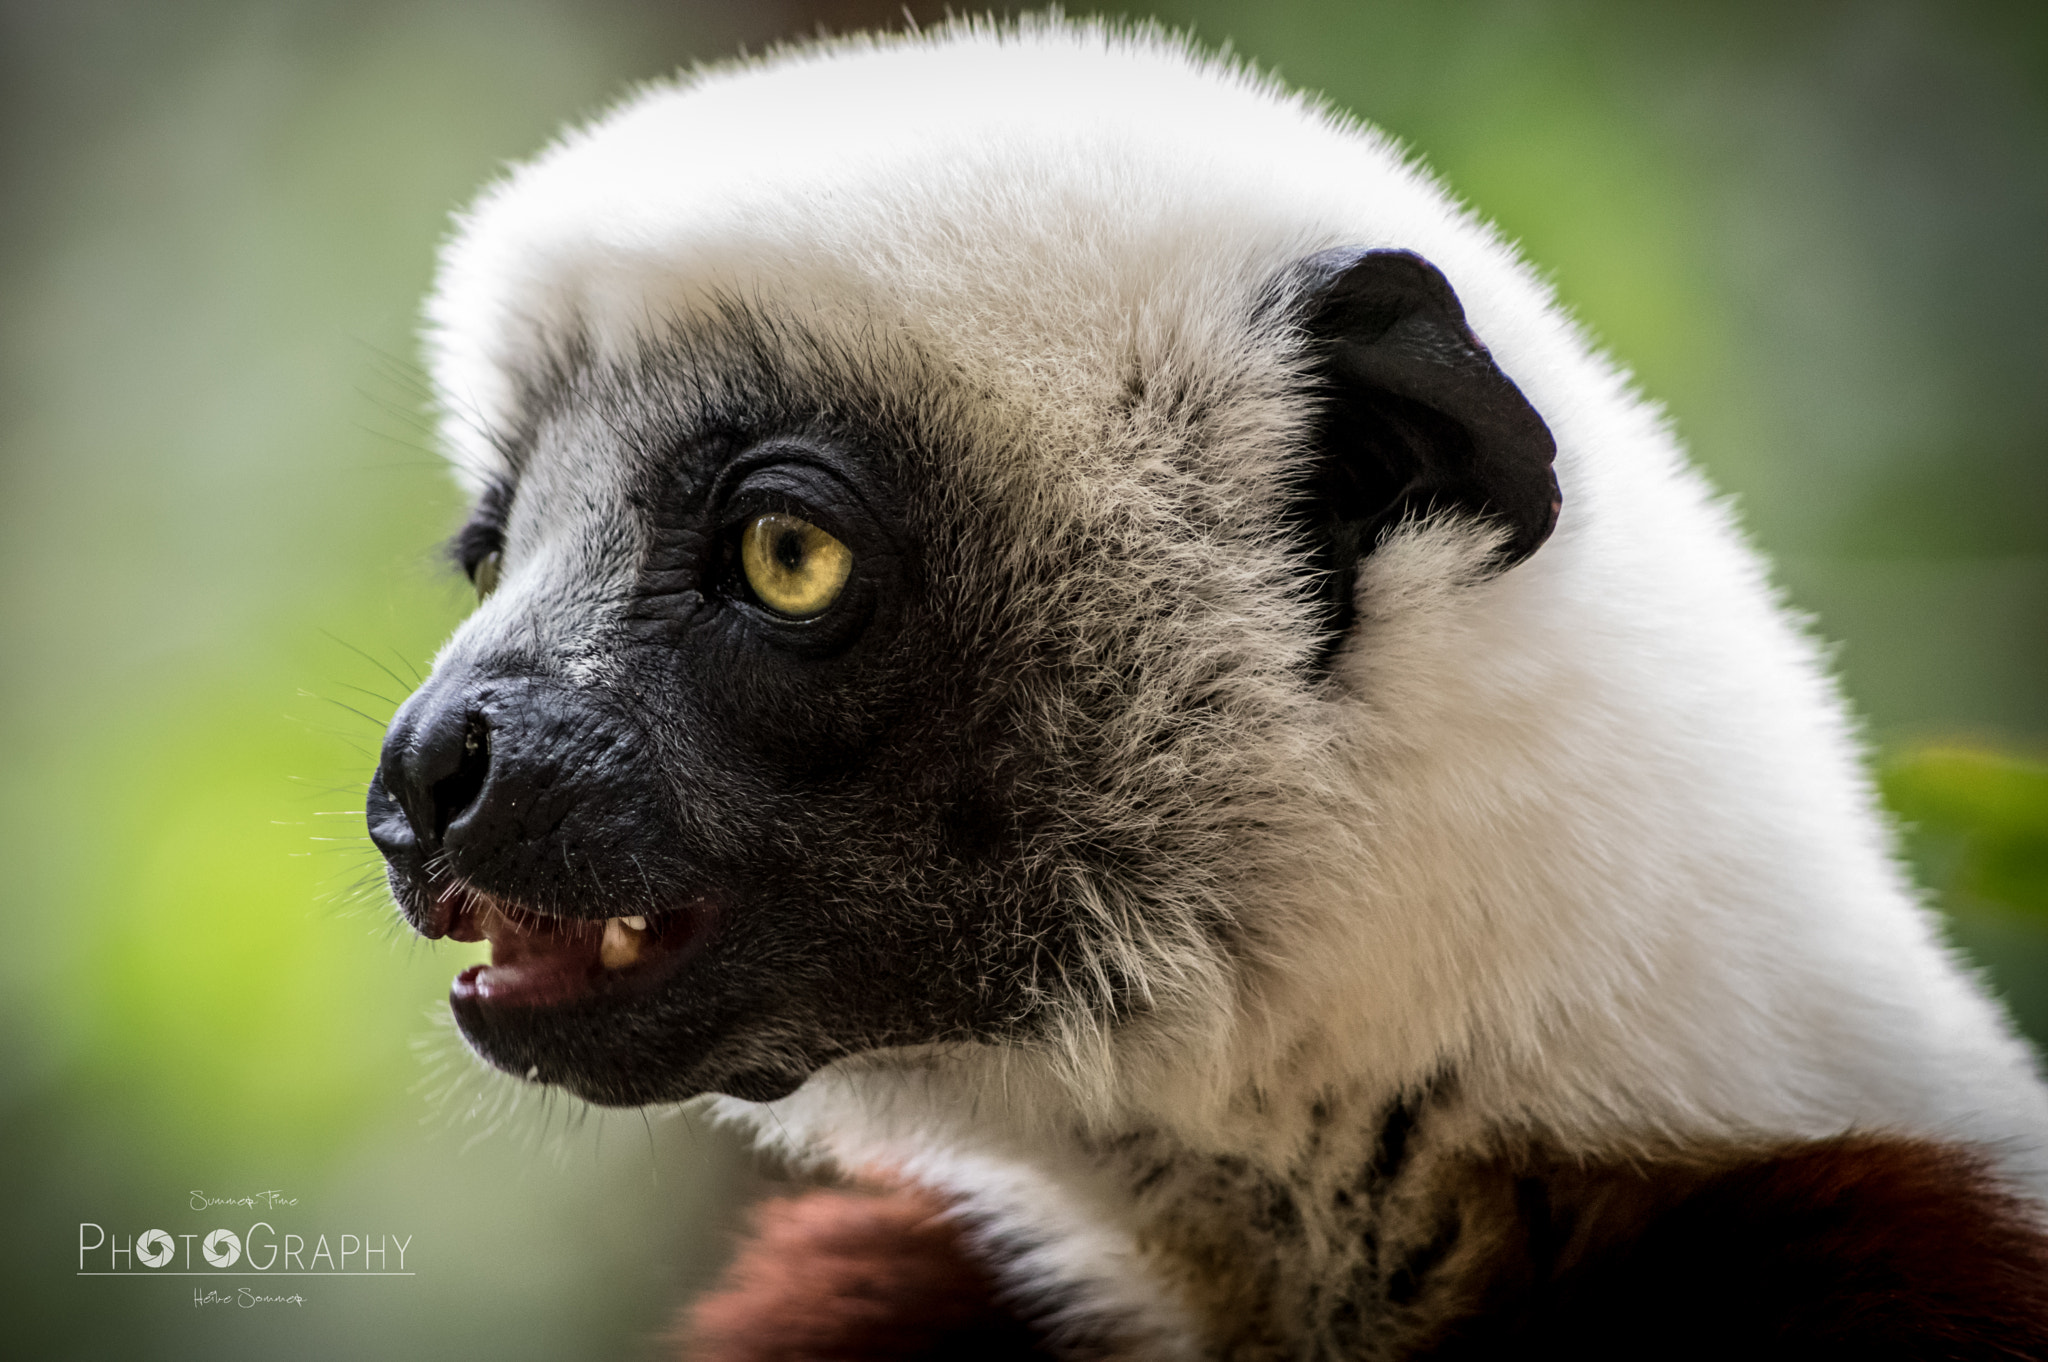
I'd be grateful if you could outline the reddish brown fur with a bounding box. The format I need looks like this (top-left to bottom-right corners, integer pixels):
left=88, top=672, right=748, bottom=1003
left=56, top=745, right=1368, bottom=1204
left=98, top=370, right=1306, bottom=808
left=1419, top=1135, right=2048, bottom=1359
left=680, top=1184, right=1054, bottom=1361
left=681, top=1138, right=2048, bottom=1359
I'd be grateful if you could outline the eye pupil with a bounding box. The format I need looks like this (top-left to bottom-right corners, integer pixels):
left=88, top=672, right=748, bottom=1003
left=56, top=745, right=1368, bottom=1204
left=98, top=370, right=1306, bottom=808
left=774, top=531, right=805, bottom=571
left=740, top=513, right=852, bottom=619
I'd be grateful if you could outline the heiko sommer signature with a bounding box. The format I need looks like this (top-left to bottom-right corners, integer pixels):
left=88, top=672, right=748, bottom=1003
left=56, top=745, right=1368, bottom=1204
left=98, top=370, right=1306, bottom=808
left=193, top=1289, right=306, bottom=1309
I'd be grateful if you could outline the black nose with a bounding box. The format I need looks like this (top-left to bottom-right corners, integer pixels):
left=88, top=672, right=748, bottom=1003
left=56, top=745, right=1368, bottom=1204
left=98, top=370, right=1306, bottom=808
left=368, top=687, right=491, bottom=862
left=369, top=670, right=682, bottom=931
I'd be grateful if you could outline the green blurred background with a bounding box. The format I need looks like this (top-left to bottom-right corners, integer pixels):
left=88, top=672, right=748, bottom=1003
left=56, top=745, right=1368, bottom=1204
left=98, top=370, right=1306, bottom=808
left=1, top=1, right=2043, bottom=1356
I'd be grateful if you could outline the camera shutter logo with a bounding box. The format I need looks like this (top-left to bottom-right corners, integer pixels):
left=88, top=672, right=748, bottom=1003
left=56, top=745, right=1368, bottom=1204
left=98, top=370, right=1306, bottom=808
left=202, top=1229, right=241, bottom=1268
left=136, top=1230, right=175, bottom=1268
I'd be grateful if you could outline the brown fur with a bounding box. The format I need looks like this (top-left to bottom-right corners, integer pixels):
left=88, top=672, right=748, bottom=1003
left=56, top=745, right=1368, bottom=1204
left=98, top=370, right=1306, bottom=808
left=679, top=1184, right=1054, bottom=1361
left=1418, top=1135, right=2048, bottom=1359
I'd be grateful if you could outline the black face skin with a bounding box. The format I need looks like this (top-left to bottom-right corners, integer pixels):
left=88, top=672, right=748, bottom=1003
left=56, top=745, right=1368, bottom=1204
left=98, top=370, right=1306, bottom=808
left=368, top=323, right=1103, bottom=1106
left=366, top=255, right=1557, bottom=1109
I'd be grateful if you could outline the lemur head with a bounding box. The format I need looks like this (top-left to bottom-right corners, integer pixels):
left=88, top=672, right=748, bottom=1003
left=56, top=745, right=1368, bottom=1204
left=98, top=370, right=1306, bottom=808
left=367, top=22, right=1561, bottom=1113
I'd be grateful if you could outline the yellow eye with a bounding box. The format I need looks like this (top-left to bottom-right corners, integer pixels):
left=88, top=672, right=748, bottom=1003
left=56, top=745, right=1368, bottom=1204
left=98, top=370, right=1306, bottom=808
left=740, top=512, right=852, bottom=618
left=472, top=550, right=503, bottom=601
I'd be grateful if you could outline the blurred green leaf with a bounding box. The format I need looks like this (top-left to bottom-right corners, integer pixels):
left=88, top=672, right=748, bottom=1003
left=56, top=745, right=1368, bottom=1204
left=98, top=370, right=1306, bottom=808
left=1881, top=743, right=2048, bottom=919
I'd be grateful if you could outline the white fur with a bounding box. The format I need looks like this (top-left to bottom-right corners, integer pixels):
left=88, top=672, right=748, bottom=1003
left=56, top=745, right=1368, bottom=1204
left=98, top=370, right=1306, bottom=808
left=423, top=15, right=2048, bottom=1352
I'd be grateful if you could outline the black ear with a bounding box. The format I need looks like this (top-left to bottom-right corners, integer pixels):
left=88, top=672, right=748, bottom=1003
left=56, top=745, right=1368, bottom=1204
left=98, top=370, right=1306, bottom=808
left=1287, top=248, right=1561, bottom=648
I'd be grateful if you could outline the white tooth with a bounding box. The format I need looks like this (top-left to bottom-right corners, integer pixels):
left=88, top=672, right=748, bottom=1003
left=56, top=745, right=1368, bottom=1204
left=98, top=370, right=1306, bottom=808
left=622, top=915, right=648, bottom=932
left=600, top=917, right=643, bottom=970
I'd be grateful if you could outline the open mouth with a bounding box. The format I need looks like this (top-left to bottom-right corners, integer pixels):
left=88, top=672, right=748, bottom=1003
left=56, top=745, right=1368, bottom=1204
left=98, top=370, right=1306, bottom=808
left=431, top=883, right=714, bottom=1009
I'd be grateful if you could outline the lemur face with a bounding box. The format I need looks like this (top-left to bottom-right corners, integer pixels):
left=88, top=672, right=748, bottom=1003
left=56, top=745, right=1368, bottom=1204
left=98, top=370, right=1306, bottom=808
left=371, top=323, right=1082, bottom=1104
left=368, top=229, right=1556, bottom=1107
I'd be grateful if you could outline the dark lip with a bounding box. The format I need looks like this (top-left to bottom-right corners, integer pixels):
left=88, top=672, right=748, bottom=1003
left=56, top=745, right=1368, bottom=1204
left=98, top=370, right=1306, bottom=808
left=424, top=881, right=717, bottom=1012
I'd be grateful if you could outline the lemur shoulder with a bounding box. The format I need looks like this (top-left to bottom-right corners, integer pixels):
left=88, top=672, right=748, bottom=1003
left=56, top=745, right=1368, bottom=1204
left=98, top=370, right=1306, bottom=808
left=366, top=18, right=2048, bottom=1359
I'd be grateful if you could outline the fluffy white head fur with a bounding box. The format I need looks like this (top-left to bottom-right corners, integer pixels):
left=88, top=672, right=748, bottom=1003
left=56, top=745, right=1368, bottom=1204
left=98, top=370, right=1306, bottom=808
left=423, top=13, right=2048, bottom=1241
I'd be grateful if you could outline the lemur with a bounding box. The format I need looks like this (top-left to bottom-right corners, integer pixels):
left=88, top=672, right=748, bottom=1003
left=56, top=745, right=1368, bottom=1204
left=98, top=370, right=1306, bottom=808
left=366, top=18, right=2048, bottom=1359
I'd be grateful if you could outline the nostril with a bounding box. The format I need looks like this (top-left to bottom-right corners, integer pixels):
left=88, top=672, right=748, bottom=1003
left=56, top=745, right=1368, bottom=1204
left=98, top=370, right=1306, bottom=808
left=376, top=695, right=494, bottom=856
left=430, top=714, right=491, bottom=840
